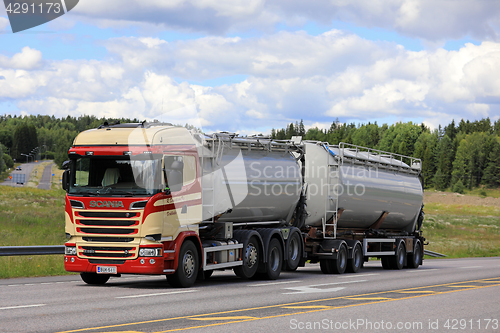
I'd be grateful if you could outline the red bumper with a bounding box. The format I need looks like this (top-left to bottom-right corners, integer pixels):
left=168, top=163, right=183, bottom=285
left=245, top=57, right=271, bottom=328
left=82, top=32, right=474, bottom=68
left=64, top=254, right=174, bottom=275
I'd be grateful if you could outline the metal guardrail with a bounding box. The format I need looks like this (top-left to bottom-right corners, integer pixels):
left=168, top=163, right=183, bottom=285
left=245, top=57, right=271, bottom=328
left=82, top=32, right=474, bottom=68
left=0, top=245, right=65, bottom=256
left=0, top=246, right=446, bottom=258
left=424, top=249, right=447, bottom=257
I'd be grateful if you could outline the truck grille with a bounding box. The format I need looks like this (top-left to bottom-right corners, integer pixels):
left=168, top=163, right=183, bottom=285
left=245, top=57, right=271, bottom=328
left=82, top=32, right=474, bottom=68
left=74, top=209, right=142, bottom=239
left=83, top=237, right=134, bottom=242
left=78, top=212, right=138, bottom=218
left=77, top=227, right=137, bottom=235
left=78, top=245, right=137, bottom=259
left=78, top=219, right=138, bottom=226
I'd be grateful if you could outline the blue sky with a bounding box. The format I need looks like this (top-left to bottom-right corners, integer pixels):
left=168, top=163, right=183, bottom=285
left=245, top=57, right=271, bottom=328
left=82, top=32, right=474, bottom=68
left=1, top=1, right=499, bottom=134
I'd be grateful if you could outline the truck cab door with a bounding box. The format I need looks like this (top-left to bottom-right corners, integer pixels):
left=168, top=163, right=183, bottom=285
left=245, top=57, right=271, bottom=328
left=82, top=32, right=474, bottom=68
left=162, top=153, right=201, bottom=237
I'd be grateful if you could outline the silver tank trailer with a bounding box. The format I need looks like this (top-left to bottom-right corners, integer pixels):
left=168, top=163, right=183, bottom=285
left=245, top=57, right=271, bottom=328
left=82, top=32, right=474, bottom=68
left=200, top=143, right=302, bottom=223
left=302, top=142, right=423, bottom=233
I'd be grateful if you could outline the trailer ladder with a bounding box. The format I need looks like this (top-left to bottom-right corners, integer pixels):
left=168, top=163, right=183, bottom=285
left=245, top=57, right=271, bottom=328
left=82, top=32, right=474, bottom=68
left=322, top=142, right=340, bottom=239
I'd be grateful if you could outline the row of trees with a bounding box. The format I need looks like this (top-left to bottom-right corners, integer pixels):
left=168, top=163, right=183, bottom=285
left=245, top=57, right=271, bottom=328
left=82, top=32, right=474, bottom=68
left=0, top=115, right=139, bottom=172
left=271, top=118, right=500, bottom=191
left=1, top=114, right=499, bottom=191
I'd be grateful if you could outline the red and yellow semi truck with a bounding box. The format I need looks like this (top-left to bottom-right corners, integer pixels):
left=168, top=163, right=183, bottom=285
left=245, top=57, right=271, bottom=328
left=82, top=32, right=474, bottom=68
left=63, top=122, right=425, bottom=287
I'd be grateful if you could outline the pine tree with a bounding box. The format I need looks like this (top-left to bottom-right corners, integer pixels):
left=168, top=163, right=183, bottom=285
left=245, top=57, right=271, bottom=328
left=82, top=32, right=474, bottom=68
left=482, top=139, right=500, bottom=188
left=434, top=135, right=454, bottom=189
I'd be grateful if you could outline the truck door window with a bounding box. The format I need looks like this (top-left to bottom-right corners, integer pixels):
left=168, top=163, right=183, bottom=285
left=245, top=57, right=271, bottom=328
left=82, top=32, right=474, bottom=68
left=164, top=155, right=196, bottom=192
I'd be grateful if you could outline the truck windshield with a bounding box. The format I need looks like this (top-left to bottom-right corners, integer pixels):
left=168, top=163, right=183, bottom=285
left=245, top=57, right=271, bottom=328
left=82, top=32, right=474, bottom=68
left=68, top=156, right=163, bottom=196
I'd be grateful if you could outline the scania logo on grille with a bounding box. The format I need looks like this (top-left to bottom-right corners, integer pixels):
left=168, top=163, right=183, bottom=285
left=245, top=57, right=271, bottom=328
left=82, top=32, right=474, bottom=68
left=89, top=200, right=124, bottom=208
left=124, top=250, right=129, bottom=255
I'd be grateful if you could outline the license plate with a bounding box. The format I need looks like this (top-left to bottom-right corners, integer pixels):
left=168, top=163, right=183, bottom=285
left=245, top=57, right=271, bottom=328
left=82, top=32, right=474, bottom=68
left=96, top=266, right=117, bottom=274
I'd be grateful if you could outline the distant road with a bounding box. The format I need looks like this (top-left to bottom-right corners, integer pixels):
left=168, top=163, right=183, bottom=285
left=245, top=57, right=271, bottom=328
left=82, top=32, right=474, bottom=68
left=1, top=257, right=499, bottom=333
left=37, top=162, right=55, bottom=189
left=0, top=161, right=39, bottom=187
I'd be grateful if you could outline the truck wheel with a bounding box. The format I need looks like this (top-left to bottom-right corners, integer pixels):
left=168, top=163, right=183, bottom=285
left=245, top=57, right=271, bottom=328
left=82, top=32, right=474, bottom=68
left=263, top=238, right=283, bottom=280
left=320, top=259, right=334, bottom=274
left=333, top=245, right=347, bottom=274
left=320, top=244, right=347, bottom=274
left=284, top=231, right=301, bottom=271
left=407, top=241, right=421, bottom=269
left=80, top=272, right=110, bottom=285
left=347, top=243, right=363, bottom=273
left=381, top=257, right=392, bottom=269
left=389, top=242, right=405, bottom=270
left=197, top=270, right=214, bottom=281
left=168, top=240, right=198, bottom=288
left=234, top=236, right=260, bottom=279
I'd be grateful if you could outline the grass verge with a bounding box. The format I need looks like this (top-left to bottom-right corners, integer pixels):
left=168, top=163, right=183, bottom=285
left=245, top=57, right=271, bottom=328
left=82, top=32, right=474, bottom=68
left=423, top=203, right=500, bottom=258
left=0, top=186, right=73, bottom=278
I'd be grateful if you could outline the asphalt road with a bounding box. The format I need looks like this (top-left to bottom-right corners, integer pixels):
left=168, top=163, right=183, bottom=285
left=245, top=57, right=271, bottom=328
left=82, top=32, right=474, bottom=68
left=1, top=161, right=54, bottom=189
left=0, top=162, right=38, bottom=187
left=1, top=257, right=499, bottom=333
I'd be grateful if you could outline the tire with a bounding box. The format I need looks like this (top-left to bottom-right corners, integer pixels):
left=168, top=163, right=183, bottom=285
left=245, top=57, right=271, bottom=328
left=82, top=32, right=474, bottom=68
left=381, top=256, right=392, bottom=269
left=346, top=243, right=363, bottom=273
left=407, top=241, right=421, bottom=269
left=389, top=242, right=405, bottom=270
left=333, top=245, right=347, bottom=274
left=197, top=269, right=214, bottom=281
left=320, top=244, right=347, bottom=274
left=320, top=259, right=334, bottom=274
left=262, top=238, right=283, bottom=280
left=234, top=236, right=260, bottom=279
left=284, top=232, right=301, bottom=271
left=168, top=240, right=198, bottom=288
left=80, top=272, right=110, bottom=285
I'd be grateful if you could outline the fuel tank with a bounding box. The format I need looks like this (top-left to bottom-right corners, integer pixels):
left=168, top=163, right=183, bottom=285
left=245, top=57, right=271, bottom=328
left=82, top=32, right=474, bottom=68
left=302, top=142, right=423, bottom=233
left=201, top=145, right=302, bottom=223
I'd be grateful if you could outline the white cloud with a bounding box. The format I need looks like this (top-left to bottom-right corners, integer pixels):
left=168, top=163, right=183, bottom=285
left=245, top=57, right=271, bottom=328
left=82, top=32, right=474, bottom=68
left=0, top=47, right=42, bottom=70
left=64, top=0, right=500, bottom=41
left=3, top=33, right=500, bottom=133
left=0, top=16, right=9, bottom=31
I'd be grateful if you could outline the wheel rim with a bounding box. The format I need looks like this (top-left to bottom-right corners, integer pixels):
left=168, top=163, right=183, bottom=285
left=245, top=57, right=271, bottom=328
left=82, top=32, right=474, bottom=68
left=270, top=247, right=280, bottom=271
left=183, top=251, right=195, bottom=278
left=289, top=237, right=298, bottom=261
left=246, top=243, right=258, bottom=268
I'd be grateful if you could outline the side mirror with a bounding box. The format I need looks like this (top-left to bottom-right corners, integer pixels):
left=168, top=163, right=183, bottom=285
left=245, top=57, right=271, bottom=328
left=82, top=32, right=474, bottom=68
left=62, top=160, right=71, bottom=170
left=62, top=170, right=70, bottom=192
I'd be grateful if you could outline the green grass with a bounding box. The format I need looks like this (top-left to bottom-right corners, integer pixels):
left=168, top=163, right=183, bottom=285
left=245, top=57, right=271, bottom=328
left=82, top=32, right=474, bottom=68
left=422, top=212, right=500, bottom=258
left=0, top=186, right=73, bottom=278
left=0, top=185, right=498, bottom=278
left=428, top=187, right=500, bottom=198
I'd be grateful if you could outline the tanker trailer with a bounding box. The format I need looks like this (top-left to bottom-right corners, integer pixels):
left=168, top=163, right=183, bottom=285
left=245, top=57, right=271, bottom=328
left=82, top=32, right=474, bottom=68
left=298, top=140, right=425, bottom=274
left=63, top=122, right=424, bottom=288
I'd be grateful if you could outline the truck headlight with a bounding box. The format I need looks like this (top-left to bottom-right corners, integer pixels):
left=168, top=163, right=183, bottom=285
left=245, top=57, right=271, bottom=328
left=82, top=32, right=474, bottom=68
left=139, top=248, right=162, bottom=257
left=65, top=246, right=77, bottom=255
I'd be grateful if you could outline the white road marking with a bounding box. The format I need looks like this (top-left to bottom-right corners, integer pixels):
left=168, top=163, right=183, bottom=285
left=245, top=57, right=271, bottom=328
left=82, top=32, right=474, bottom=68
left=0, top=304, right=45, bottom=310
left=283, top=280, right=366, bottom=295
left=406, top=269, right=439, bottom=273
left=339, top=273, right=380, bottom=278
left=116, top=290, right=197, bottom=299
left=248, top=280, right=302, bottom=287
left=283, top=287, right=345, bottom=295
left=459, top=266, right=483, bottom=269
left=307, top=280, right=367, bottom=288
left=24, top=284, right=35, bottom=286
